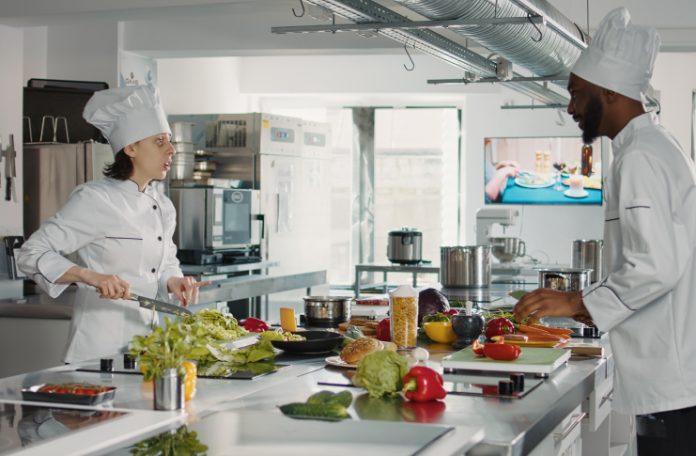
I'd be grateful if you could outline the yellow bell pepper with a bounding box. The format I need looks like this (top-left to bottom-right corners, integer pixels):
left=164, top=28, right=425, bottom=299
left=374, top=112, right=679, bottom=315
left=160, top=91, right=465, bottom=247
left=182, top=361, right=197, bottom=401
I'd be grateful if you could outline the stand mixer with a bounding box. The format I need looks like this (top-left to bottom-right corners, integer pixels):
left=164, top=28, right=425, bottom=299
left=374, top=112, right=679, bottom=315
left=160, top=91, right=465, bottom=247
left=475, top=208, right=525, bottom=263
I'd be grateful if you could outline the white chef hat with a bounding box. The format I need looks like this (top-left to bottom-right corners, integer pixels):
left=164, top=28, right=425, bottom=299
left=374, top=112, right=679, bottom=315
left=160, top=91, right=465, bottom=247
left=571, top=7, right=661, bottom=102
left=83, top=84, right=171, bottom=154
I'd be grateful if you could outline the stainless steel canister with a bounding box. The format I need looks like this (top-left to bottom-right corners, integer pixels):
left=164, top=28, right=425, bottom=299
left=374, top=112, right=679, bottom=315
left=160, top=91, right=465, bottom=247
left=571, top=239, right=603, bottom=283
left=440, top=245, right=491, bottom=288
left=538, top=268, right=593, bottom=292
left=154, top=368, right=184, bottom=411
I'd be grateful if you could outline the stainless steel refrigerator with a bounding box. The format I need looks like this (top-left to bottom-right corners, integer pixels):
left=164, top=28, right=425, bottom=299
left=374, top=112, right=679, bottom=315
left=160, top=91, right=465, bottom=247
left=23, top=142, right=113, bottom=238
left=168, top=113, right=333, bottom=317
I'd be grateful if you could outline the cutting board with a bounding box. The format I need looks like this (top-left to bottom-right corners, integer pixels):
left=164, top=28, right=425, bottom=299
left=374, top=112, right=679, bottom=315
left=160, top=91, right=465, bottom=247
left=442, top=347, right=571, bottom=375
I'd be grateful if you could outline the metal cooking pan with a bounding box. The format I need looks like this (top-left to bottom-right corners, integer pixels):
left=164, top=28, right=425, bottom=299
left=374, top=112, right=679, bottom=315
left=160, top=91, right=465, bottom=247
left=270, top=331, right=344, bottom=354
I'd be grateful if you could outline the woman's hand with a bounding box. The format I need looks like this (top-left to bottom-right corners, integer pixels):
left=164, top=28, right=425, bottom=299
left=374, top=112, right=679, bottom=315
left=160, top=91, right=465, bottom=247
left=167, top=276, right=211, bottom=307
left=81, top=269, right=131, bottom=300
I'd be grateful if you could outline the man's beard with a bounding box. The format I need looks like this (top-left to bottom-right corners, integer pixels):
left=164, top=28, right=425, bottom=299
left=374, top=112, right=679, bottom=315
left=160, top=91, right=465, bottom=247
left=582, top=94, right=603, bottom=144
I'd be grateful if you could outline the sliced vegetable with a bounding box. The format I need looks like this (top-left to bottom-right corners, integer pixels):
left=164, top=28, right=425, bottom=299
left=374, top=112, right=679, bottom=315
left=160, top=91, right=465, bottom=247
left=239, top=317, right=269, bottom=333
left=471, top=339, right=485, bottom=357
left=402, top=366, right=447, bottom=402
left=482, top=343, right=521, bottom=361
left=527, top=323, right=574, bottom=337
left=517, top=324, right=569, bottom=341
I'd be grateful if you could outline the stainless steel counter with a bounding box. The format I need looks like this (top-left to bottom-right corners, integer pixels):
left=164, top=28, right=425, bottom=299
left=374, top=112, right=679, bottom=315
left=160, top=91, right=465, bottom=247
left=0, top=338, right=612, bottom=456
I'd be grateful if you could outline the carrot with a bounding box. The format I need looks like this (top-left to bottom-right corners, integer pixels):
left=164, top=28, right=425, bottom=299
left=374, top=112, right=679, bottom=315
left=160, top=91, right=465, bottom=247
left=517, top=324, right=569, bottom=341
left=528, top=323, right=574, bottom=337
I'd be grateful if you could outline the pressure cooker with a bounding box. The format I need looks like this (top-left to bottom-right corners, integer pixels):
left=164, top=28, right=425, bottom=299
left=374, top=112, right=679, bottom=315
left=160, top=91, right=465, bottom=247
left=387, top=228, right=423, bottom=265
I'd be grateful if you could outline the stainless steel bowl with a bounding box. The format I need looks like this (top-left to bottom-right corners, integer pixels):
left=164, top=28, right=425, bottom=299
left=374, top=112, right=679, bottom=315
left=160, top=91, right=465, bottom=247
left=538, top=268, right=593, bottom=292
left=303, top=296, right=351, bottom=328
left=489, top=237, right=526, bottom=263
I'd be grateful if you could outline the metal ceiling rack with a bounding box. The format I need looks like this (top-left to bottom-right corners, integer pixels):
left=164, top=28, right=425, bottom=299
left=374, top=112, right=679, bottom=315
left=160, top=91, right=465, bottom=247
left=272, top=0, right=574, bottom=106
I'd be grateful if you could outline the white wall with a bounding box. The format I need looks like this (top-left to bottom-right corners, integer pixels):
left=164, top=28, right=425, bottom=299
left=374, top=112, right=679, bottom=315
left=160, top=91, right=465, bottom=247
left=158, top=57, right=247, bottom=114
left=652, top=52, right=696, bottom=156
left=22, top=27, right=47, bottom=83
left=46, top=21, right=119, bottom=88
left=0, top=25, right=24, bottom=239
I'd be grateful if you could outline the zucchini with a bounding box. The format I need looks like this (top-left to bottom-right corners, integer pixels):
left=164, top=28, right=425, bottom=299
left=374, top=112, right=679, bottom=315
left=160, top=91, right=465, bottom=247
left=279, top=402, right=349, bottom=420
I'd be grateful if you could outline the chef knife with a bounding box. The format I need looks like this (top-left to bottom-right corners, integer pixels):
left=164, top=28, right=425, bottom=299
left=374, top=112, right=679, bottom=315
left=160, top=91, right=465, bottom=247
left=128, top=293, right=193, bottom=317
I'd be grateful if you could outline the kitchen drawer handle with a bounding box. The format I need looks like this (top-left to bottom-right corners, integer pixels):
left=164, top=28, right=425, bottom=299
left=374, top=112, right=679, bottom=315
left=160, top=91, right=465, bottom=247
left=553, top=412, right=587, bottom=443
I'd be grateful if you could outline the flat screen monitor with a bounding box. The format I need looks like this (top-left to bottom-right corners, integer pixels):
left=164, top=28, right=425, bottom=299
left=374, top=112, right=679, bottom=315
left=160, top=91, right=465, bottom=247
left=484, top=136, right=602, bottom=205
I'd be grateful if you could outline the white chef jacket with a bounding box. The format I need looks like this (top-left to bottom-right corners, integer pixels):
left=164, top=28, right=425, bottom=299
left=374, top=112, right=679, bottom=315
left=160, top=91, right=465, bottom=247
left=583, top=112, right=696, bottom=415
left=17, top=178, right=183, bottom=363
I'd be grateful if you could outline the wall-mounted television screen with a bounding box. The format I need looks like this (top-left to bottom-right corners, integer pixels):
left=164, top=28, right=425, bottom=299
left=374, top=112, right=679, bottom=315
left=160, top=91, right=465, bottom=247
left=484, top=136, right=602, bottom=205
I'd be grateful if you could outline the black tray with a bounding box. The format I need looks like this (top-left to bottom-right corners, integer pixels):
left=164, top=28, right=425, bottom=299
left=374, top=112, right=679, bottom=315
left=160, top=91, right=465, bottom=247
left=270, top=331, right=344, bottom=354
left=21, top=384, right=116, bottom=405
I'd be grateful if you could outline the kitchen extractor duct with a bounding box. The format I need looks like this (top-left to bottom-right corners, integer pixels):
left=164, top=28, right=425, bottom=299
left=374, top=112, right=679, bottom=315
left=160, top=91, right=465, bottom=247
left=303, top=0, right=570, bottom=105
left=392, top=0, right=587, bottom=77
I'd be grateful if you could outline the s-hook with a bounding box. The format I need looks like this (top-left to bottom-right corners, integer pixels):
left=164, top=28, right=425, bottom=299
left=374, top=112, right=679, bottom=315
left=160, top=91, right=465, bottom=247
left=403, top=42, right=415, bottom=72
left=292, top=0, right=306, bottom=18
left=527, top=13, right=543, bottom=42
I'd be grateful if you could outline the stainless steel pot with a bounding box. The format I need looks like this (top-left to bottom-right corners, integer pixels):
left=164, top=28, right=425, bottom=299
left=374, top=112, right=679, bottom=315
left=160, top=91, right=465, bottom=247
left=171, top=122, right=195, bottom=143
left=440, top=245, right=491, bottom=288
left=489, top=237, right=526, bottom=263
left=303, top=296, right=351, bottom=328
left=387, top=228, right=423, bottom=265
left=538, top=268, right=592, bottom=291
left=571, top=240, right=603, bottom=283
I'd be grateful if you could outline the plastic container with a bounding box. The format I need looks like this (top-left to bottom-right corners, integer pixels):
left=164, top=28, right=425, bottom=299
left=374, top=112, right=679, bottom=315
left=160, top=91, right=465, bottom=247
left=389, top=285, right=418, bottom=348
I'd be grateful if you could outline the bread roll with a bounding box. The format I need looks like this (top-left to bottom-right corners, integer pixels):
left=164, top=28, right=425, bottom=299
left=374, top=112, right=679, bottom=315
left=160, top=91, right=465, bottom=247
left=340, top=337, right=382, bottom=365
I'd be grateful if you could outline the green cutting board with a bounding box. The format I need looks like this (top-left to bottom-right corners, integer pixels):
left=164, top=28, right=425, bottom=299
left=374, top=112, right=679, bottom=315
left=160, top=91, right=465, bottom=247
left=442, top=347, right=571, bottom=375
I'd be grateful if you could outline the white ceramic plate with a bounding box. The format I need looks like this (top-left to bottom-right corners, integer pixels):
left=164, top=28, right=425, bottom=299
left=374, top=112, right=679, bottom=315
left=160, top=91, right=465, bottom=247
left=564, top=189, right=589, bottom=198
left=514, top=175, right=555, bottom=189
left=325, top=355, right=357, bottom=369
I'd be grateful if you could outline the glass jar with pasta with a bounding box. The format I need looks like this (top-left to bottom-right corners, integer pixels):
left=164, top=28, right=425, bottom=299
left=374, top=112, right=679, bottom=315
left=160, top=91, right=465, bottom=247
left=389, top=285, right=419, bottom=348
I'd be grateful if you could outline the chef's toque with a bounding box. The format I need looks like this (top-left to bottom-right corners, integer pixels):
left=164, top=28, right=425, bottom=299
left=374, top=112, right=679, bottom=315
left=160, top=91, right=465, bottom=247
left=571, top=7, right=660, bottom=102
left=83, top=84, right=171, bottom=155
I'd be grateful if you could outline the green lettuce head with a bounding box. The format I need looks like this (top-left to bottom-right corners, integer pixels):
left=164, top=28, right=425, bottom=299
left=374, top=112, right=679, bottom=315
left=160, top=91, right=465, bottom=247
left=352, top=350, right=409, bottom=398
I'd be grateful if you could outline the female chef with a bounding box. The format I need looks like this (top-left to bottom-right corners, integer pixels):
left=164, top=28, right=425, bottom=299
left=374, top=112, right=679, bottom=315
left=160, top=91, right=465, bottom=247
left=17, top=84, right=206, bottom=363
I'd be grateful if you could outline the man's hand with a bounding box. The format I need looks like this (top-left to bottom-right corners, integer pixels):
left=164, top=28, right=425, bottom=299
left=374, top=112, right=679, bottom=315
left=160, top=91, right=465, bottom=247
left=167, top=276, right=211, bottom=307
left=82, top=269, right=131, bottom=300
left=513, top=289, right=588, bottom=323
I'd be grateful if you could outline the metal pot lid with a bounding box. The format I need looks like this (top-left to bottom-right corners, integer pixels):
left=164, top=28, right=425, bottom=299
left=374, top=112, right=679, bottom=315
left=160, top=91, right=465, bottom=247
left=537, top=268, right=593, bottom=273
left=303, top=296, right=353, bottom=302
left=388, top=228, right=422, bottom=236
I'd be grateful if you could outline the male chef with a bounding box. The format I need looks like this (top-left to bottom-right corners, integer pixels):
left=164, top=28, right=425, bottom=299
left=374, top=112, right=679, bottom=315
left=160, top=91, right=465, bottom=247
left=514, top=8, right=696, bottom=455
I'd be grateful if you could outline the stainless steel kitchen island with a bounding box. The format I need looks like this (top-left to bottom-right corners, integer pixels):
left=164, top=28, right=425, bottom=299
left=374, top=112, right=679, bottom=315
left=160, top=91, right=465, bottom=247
left=0, top=334, right=616, bottom=456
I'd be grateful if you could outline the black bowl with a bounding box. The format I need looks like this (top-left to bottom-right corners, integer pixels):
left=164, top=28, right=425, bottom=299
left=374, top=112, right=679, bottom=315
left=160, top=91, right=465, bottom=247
left=271, top=331, right=344, bottom=354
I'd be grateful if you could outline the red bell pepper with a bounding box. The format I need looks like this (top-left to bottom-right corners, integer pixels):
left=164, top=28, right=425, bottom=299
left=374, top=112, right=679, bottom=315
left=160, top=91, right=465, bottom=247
left=482, top=343, right=521, bottom=361
left=376, top=317, right=391, bottom=341
left=401, top=399, right=446, bottom=423
left=239, top=317, right=269, bottom=333
left=443, top=309, right=459, bottom=317
left=485, top=317, right=515, bottom=340
left=402, top=366, right=447, bottom=402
